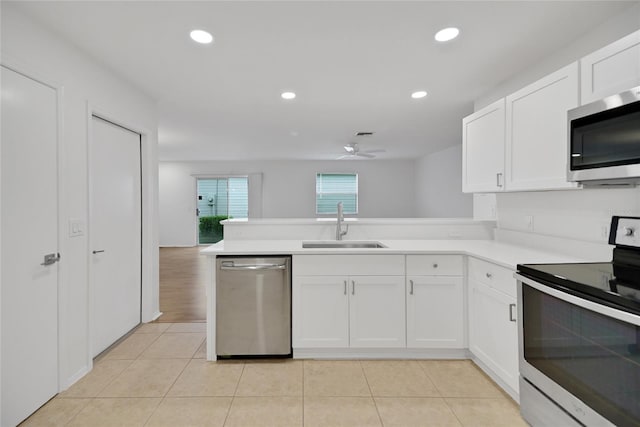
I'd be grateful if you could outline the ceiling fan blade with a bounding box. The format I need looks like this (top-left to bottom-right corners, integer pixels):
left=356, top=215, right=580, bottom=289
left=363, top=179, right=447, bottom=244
left=357, top=152, right=376, bottom=158
left=362, top=149, right=386, bottom=154
left=336, top=154, right=353, bottom=160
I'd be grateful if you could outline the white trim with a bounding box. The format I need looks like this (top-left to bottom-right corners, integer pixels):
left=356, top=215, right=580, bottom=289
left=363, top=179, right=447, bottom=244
left=292, top=348, right=469, bottom=360
left=470, top=354, right=520, bottom=402
left=61, top=365, right=91, bottom=391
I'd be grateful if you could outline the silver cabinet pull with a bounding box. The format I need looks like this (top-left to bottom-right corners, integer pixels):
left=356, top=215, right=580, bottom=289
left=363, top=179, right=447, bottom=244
left=509, top=303, right=516, bottom=322
left=41, top=253, right=60, bottom=266
left=344, top=280, right=347, bottom=295
left=92, top=250, right=105, bottom=254
left=352, top=280, right=355, bottom=295
left=486, top=272, right=493, bottom=279
left=409, top=280, right=414, bottom=295
left=432, top=263, right=438, bottom=268
left=496, top=172, right=503, bottom=188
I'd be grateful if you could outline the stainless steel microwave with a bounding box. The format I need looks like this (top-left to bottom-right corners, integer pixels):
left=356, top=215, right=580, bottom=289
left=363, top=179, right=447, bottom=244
left=568, top=85, right=640, bottom=185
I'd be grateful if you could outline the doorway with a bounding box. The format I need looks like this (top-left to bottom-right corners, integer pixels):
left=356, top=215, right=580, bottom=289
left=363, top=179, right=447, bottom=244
left=90, top=115, right=142, bottom=357
left=196, top=177, right=248, bottom=244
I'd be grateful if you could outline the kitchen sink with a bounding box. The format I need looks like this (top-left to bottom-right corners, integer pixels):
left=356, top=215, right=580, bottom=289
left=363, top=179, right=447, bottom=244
left=302, top=241, right=387, bottom=249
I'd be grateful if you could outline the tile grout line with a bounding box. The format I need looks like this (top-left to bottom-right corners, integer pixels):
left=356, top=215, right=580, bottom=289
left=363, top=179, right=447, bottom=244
left=222, top=362, right=245, bottom=426
left=359, top=360, right=384, bottom=427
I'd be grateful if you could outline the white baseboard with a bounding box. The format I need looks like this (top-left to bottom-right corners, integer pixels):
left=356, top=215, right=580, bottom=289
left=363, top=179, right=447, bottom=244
left=293, top=348, right=469, bottom=360
left=470, top=354, right=520, bottom=403
left=61, top=364, right=91, bottom=391
left=149, top=311, right=163, bottom=322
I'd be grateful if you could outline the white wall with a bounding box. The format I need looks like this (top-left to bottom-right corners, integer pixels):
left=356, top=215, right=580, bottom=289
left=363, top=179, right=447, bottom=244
left=474, top=4, right=640, bottom=244
left=1, top=4, right=159, bottom=390
left=415, top=144, right=473, bottom=218
left=475, top=3, right=640, bottom=109
left=160, top=159, right=417, bottom=246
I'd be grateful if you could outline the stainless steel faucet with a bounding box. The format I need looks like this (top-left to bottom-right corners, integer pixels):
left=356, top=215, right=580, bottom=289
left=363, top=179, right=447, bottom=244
left=336, top=201, right=348, bottom=240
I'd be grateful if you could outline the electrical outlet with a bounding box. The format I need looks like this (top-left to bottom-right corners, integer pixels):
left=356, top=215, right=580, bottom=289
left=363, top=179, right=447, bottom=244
left=524, top=215, right=534, bottom=232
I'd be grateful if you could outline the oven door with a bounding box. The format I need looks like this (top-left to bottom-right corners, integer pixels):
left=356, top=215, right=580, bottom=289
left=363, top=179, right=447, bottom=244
left=517, top=275, right=640, bottom=427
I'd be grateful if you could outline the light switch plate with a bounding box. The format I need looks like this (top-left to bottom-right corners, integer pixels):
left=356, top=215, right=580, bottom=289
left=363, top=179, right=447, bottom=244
left=69, top=218, right=84, bottom=237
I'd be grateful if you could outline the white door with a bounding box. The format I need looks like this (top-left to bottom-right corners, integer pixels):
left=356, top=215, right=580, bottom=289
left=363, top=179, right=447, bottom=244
left=1, top=65, right=59, bottom=426
left=462, top=98, right=506, bottom=193
left=90, top=116, right=141, bottom=357
left=292, top=276, right=349, bottom=348
left=407, top=276, right=464, bottom=348
left=349, top=276, right=406, bottom=348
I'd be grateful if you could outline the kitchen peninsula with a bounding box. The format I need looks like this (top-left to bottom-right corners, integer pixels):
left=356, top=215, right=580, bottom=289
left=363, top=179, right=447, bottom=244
left=202, top=218, right=609, bottom=401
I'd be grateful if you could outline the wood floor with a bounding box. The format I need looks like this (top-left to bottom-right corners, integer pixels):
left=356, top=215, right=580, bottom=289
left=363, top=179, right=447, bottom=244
left=158, top=246, right=209, bottom=323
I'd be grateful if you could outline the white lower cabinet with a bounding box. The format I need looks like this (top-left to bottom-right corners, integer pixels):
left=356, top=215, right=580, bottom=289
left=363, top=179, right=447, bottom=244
left=292, top=255, right=406, bottom=349
left=468, top=258, right=519, bottom=394
left=406, top=255, right=464, bottom=348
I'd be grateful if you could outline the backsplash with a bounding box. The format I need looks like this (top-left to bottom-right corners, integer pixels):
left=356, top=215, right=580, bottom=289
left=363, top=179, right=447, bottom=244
left=496, top=187, right=640, bottom=244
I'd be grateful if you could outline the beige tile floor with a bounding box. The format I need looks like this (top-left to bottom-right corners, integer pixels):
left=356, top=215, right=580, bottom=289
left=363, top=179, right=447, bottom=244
left=21, top=323, right=528, bottom=427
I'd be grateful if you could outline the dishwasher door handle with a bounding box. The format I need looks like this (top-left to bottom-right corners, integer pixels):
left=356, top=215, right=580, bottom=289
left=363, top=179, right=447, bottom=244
left=220, top=262, right=287, bottom=271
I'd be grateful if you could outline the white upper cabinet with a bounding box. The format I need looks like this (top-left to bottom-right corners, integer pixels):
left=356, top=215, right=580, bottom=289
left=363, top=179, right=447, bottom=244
left=462, top=99, right=506, bottom=193
left=581, top=29, right=640, bottom=105
left=505, top=62, right=580, bottom=191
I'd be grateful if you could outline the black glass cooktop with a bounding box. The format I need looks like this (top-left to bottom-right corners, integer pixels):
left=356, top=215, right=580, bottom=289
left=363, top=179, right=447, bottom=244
left=518, top=261, right=640, bottom=316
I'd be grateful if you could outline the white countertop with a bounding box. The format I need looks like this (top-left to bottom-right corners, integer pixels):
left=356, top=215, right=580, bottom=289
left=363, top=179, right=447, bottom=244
left=201, top=239, right=592, bottom=270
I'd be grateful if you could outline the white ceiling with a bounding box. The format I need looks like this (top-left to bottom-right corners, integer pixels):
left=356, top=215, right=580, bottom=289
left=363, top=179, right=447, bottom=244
left=12, top=1, right=637, bottom=161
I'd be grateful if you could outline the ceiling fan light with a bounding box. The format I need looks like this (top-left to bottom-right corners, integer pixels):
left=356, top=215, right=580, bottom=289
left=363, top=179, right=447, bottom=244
left=344, top=145, right=355, bottom=153
left=435, top=27, right=460, bottom=42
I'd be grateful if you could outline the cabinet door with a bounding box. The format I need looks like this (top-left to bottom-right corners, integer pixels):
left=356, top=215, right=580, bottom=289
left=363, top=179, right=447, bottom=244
left=292, top=276, right=349, bottom=348
left=407, top=276, right=464, bottom=348
left=349, top=276, right=406, bottom=348
left=462, top=98, right=506, bottom=193
left=581, top=29, right=640, bottom=105
left=505, top=62, right=579, bottom=191
left=468, top=280, right=518, bottom=392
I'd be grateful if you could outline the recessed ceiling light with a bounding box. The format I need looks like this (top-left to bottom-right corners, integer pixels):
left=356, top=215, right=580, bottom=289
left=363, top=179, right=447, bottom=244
left=190, top=29, right=213, bottom=44
left=434, top=27, right=460, bottom=42
left=411, top=91, right=428, bottom=99
left=281, top=92, right=296, bottom=100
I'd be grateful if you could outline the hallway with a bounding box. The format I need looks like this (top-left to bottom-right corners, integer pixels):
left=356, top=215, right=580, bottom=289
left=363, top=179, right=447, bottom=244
left=159, top=247, right=209, bottom=323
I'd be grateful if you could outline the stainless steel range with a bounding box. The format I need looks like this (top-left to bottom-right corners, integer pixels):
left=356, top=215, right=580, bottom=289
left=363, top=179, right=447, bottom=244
left=516, top=216, right=640, bottom=427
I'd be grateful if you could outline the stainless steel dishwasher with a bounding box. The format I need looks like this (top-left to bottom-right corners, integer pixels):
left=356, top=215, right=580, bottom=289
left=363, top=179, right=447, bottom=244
left=216, top=256, right=292, bottom=357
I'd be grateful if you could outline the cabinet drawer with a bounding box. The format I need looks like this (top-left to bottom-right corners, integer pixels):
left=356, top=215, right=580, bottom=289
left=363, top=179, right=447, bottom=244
left=406, top=255, right=463, bottom=276
left=293, top=254, right=405, bottom=276
left=468, top=257, right=515, bottom=297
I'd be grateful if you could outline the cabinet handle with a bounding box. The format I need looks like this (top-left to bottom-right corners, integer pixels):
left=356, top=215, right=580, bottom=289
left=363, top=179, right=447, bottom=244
left=432, top=263, right=438, bottom=268
left=352, top=280, right=356, bottom=295
left=496, top=172, right=503, bottom=188
left=344, top=280, right=347, bottom=295
left=509, top=303, right=516, bottom=322
left=409, top=279, right=414, bottom=295
left=486, top=272, right=492, bottom=279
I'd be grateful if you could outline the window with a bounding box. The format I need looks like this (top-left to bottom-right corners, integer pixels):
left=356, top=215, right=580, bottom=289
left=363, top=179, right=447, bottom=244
left=316, top=173, right=358, bottom=214
left=197, top=177, right=248, bottom=244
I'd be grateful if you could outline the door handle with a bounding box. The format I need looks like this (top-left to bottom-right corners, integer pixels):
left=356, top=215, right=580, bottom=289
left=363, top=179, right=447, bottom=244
left=92, top=250, right=105, bottom=254
left=509, top=303, right=516, bottom=322
left=41, top=253, right=61, bottom=266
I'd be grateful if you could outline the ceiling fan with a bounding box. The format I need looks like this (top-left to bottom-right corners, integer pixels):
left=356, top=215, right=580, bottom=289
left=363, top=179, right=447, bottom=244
left=337, top=143, right=386, bottom=159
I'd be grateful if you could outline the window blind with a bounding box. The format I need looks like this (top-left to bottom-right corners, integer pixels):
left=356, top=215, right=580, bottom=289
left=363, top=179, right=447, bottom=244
left=316, top=173, right=358, bottom=214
